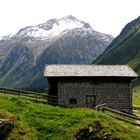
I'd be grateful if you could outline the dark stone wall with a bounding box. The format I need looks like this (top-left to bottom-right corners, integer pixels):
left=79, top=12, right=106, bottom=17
left=95, top=81, right=132, bottom=112
left=58, top=78, right=95, bottom=107
left=48, top=77, right=133, bottom=111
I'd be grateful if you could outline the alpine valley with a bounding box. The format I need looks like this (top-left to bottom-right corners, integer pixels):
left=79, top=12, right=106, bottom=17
left=0, top=15, right=113, bottom=91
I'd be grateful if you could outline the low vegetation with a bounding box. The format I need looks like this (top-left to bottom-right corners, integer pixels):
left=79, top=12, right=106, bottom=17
left=0, top=94, right=140, bottom=140
left=133, top=85, right=140, bottom=107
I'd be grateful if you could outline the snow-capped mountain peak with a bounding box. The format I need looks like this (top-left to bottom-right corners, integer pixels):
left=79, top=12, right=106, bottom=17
left=16, top=15, right=90, bottom=39
left=0, top=34, right=13, bottom=41
left=0, top=15, right=114, bottom=90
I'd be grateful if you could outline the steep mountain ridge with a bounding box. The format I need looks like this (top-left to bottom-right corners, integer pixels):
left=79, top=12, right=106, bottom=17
left=94, top=16, right=140, bottom=78
left=16, top=15, right=85, bottom=39
left=0, top=15, right=113, bottom=91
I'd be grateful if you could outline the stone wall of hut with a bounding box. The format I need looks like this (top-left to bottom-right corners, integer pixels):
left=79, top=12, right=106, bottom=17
left=95, top=81, right=132, bottom=112
left=50, top=77, right=132, bottom=112
left=58, top=78, right=94, bottom=107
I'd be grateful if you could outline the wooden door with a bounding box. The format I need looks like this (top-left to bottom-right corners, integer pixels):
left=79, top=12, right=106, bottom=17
left=86, top=95, right=96, bottom=108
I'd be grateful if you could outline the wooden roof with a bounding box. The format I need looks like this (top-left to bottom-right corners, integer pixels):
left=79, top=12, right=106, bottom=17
left=44, top=64, right=138, bottom=77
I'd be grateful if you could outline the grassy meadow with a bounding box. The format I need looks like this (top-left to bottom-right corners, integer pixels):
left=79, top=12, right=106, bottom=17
left=0, top=94, right=140, bottom=140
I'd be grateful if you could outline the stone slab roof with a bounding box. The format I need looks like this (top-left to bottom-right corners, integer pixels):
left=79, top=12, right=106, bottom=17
left=44, top=64, right=138, bottom=77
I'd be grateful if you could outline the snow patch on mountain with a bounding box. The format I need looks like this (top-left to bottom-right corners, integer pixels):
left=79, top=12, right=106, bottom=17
left=16, top=15, right=87, bottom=39
left=0, top=34, right=13, bottom=41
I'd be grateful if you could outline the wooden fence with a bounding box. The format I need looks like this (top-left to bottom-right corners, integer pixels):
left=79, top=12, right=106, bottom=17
left=47, top=95, right=58, bottom=105
left=96, top=104, right=140, bottom=127
left=0, top=87, right=48, bottom=103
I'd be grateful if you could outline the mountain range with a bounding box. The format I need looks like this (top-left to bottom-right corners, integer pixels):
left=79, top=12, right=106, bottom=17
left=0, top=15, right=113, bottom=91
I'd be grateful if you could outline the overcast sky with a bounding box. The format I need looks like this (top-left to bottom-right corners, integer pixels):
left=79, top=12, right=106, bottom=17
left=0, top=0, right=140, bottom=37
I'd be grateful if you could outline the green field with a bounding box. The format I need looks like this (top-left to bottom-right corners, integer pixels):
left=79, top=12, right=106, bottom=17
left=133, top=85, right=140, bottom=109
left=0, top=94, right=140, bottom=140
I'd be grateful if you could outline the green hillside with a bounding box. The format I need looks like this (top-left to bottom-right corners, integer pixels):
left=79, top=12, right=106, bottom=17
left=94, top=17, right=140, bottom=85
left=0, top=94, right=140, bottom=140
left=94, top=17, right=140, bottom=70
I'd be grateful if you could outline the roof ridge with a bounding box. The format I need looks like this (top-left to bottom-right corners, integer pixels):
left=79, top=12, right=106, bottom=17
left=44, top=65, right=138, bottom=77
left=45, top=64, right=128, bottom=66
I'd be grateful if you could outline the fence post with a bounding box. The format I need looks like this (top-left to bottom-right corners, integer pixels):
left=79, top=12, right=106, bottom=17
left=46, top=94, right=48, bottom=104
left=95, top=103, right=106, bottom=111
left=4, top=89, right=6, bottom=95
left=45, top=88, right=48, bottom=104
left=36, top=93, right=37, bottom=102
left=18, top=92, right=20, bottom=98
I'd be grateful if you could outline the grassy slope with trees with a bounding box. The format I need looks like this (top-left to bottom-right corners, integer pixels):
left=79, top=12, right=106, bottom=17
left=94, top=16, right=140, bottom=75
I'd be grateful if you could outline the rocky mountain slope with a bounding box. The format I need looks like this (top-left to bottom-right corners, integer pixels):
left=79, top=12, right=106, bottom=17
left=0, top=15, right=113, bottom=91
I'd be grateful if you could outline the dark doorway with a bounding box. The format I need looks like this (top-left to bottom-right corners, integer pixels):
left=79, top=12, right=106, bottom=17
left=86, top=95, right=96, bottom=108
left=48, top=79, right=58, bottom=105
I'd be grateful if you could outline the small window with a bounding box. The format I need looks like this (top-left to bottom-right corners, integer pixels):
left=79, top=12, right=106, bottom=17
left=69, top=98, right=77, bottom=104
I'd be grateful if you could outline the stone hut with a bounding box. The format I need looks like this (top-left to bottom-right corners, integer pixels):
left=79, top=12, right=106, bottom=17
left=44, top=65, right=138, bottom=112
